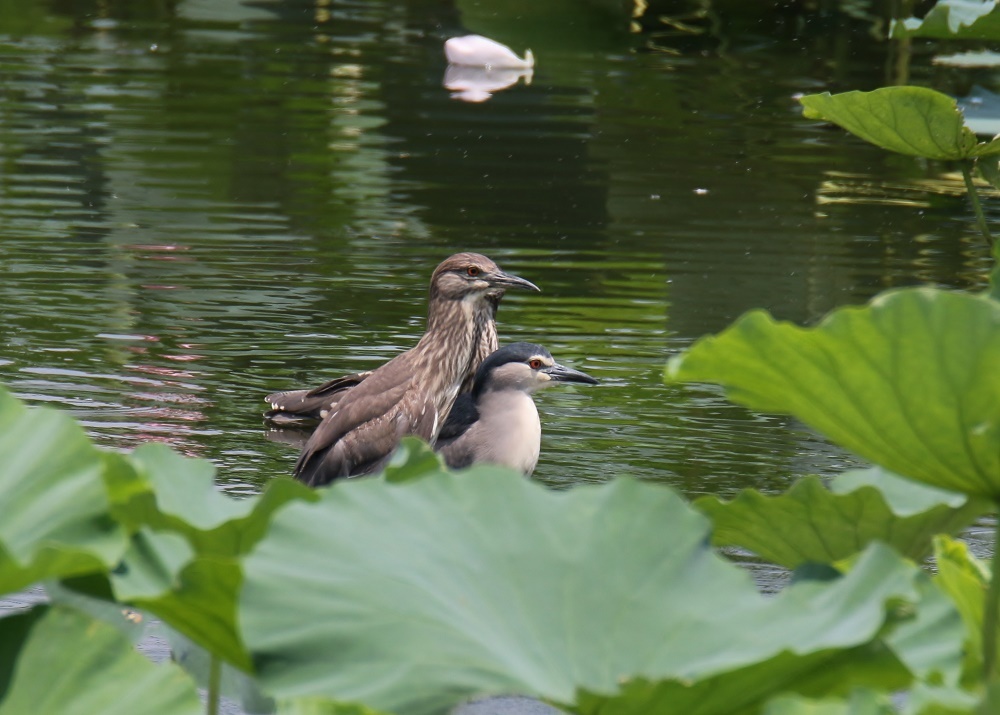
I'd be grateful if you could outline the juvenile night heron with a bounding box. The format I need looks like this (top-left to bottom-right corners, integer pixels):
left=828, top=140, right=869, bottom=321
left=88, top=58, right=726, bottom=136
left=292, top=253, right=539, bottom=486
left=435, top=342, right=597, bottom=476
left=266, top=256, right=518, bottom=426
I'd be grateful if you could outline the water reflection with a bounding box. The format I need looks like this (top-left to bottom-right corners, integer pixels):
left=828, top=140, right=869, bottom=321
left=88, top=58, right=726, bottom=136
left=443, top=64, right=533, bottom=103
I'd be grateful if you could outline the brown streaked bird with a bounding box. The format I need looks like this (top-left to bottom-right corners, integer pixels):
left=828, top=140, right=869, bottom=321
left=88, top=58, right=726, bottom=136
left=292, top=253, right=539, bottom=486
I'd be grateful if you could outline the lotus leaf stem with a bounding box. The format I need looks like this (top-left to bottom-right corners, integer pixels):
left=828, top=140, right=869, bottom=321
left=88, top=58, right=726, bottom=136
left=962, top=161, right=995, bottom=248
left=207, top=654, right=221, bottom=715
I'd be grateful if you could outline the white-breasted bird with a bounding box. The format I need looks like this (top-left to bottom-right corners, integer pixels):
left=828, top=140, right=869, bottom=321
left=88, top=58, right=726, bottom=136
left=435, top=342, right=597, bottom=476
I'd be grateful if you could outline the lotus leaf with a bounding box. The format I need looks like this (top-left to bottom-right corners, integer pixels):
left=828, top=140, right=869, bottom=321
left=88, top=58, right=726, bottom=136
left=125, top=443, right=315, bottom=557
left=932, top=536, right=991, bottom=675
left=0, top=388, right=127, bottom=594
left=241, top=471, right=950, bottom=715
left=990, top=243, right=1000, bottom=301
left=382, top=437, right=448, bottom=483
left=111, top=529, right=251, bottom=671
left=800, top=87, right=1000, bottom=160
left=697, top=468, right=988, bottom=568
left=277, top=698, right=392, bottom=715
left=904, top=683, right=981, bottom=714
left=0, top=605, right=200, bottom=714
left=762, top=689, right=892, bottom=714
left=666, top=288, right=1000, bottom=499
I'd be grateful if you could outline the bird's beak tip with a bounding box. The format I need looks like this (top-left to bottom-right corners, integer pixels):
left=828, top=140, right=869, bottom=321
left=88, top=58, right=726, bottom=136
left=513, top=275, right=540, bottom=292
left=548, top=364, right=598, bottom=385
left=495, top=272, right=540, bottom=292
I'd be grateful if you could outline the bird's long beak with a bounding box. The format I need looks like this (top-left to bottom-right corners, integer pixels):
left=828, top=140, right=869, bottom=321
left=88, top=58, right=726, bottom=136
left=490, top=269, right=540, bottom=292
left=543, top=362, right=598, bottom=385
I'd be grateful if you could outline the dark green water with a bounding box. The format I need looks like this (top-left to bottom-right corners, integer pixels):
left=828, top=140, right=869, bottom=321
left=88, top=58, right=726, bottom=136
left=0, top=0, right=993, bottom=506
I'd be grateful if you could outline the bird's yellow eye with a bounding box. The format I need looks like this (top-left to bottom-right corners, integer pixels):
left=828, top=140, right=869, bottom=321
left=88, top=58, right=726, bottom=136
left=529, top=359, right=542, bottom=369
left=466, top=266, right=481, bottom=277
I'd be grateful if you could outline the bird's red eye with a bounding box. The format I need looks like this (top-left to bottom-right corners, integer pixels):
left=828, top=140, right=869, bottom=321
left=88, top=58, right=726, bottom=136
left=529, top=359, right=542, bottom=369
left=466, top=266, right=481, bottom=277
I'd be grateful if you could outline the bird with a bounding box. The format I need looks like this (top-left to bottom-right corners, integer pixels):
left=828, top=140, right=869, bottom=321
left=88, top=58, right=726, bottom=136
left=292, top=253, right=539, bottom=486
left=435, top=342, right=597, bottom=476
left=266, top=281, right=505, bottom=426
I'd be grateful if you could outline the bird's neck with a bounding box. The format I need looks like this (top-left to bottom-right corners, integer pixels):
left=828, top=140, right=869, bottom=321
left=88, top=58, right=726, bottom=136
left=418, top=295, right=494, bottom=405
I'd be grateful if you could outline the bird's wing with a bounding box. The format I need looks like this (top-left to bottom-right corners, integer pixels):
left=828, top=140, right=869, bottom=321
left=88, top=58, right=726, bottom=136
left=435, top=393, right=479, bottom=444
left=293, top=379, right=408, bottom=483
left=264, top=371, right=374, bottom=423
left=437, top=437, right=476, bottom=470
left=334, top=389, right=440, bottom=476
left=435, top=401, right=479, bottom=470
left=292, top=348, right=437, bottom=485
left=304, top=371, right=374, bottom=398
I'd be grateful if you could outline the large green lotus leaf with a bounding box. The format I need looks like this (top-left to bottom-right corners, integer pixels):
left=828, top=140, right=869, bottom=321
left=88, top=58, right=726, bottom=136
left=102, top=446, right=315, bottom=672
left=696, top=468, right=988, bottom=568
left=931, top=535, right=990, bottom=677
left=990, top=242, right=1000, bottom=302
left=762, top=689, right=893, bottom=714
left=799, top=88, right=1000, bottom=160
left=44, top=579, right=148, bottom=645
left=572, top=639, right=907, bottom=715
left=128, top=443, right=247, bottom=528
left=882, top=574, right=964, bottom=686
left=572, top=559, right=961, bottom=715
left=111, top=529, right=251, bottom=671
left=111, top=529, right=193, bottom=601
left=241, top=471, right=940, bottom=715
left=124, top=443, right=316, bottom=557
left=166, top=627, right=276, bottom=715
left=666, top=288, right=1000, bottom=499
left=277, top=699, right=391, bottom=715
left=134, top=556, right=249, bottom=670
left=764, top=686, right=983, bottom=715
left=0, top=605, right=200, bottom=715
left=892, top=0, right=1000, bottom=40
left=0, top=387, right=127, bottom=594
left=382, top=437, right=448, bottom=483
left=904, top=683, right=981, bottom=714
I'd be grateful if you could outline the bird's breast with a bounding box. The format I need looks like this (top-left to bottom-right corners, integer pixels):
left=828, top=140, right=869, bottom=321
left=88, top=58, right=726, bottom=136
left=476, top=391, right=541, bottom=475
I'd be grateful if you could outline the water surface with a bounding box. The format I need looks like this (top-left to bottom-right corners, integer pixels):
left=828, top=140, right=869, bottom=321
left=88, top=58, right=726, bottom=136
left=0, top=2, right=992, bottom=509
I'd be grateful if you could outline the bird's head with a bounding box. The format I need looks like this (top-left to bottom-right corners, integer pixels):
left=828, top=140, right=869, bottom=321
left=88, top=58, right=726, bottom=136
left=430, top=253, right=539, bottom=303
left=473, top=342, right=598, bottom=396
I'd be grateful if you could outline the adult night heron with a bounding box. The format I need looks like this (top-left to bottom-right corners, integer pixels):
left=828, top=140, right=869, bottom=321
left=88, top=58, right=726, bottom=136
left=292, top=253, right=539, bottom=486
left=265, top=255, right=520, bottom=426
left=435, top=342, right=597, bottom=476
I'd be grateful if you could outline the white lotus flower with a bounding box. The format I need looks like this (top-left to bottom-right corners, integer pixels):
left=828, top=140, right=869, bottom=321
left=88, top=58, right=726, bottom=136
left=444, top=35, right=534, bottom=69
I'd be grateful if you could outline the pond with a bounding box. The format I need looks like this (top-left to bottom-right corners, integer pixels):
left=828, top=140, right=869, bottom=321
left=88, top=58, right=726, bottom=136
left=0, top=0, right=995, bottom=583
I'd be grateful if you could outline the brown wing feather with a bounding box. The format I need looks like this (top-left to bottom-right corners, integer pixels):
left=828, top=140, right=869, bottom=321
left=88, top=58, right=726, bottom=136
left=293, top=351, right=417, bottom=484
left=308, top=389, right=439, bottom=483
left=264, top=371, right=374, bottom=424
left=305, top=402, right=409, bottom=483
left=304, top=371, right=374, bottom=398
